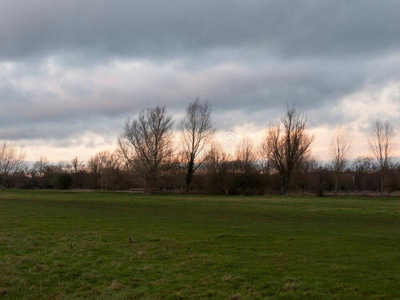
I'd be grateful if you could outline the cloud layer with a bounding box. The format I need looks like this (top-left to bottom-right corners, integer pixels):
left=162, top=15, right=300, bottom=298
left=2, top=0, right=400, bottom=61
left=1, top=0, right=400, bottom=160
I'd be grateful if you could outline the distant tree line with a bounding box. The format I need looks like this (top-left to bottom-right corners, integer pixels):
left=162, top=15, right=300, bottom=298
left=0, top=101, right=398, bottom=196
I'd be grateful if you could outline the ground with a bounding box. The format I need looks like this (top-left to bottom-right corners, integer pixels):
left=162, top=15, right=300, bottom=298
left=0, top=190, right=400, bottom=299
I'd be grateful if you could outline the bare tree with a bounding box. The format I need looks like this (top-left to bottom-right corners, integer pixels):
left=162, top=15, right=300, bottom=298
left=118, top=106, right=175, bottom=192
left=87, top=151, right=120, bottom=190
left=369, top=120, right=395, bottom=195
left=262, top=105, right=314, bottom=195
left=180, top=99, right=214, bottom=192
left=352, top=156, right=375, bottom=191
left=259, top=138, right=270, bottom=173
left=88, top=154, right=102, bottom=189
left=33, top=155, right=48, bottom=176
left=99, top=151, right=120, bottom=190
left=235, top=137, right=257, bottom=173
left=0, top=142, right=25, bottom=190
left=203, top=143, right=231, bottom=174
left=330, top=127, right=351, bottom=196
left=71, top=157, right=85, bottom=188
left=32, top=155, right=49, bottom=189
left=202, top=143, right=231, bottom=194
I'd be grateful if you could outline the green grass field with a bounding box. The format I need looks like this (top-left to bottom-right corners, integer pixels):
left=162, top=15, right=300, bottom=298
left=1, top=191, right=400, bottom=299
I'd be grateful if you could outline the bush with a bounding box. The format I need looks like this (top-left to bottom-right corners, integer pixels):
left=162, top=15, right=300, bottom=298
left=57, top=174, right=73, bottom=190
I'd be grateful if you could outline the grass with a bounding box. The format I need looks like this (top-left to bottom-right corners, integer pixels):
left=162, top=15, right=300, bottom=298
left=1, top=190, right=400, bottom=299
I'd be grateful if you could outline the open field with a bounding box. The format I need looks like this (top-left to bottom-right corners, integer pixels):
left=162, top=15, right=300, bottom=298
left=1, top=191, right=400, bottom=299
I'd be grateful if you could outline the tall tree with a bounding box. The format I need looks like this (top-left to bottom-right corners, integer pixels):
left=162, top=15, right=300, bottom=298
left=180, top=99, right=214, bottom=192
left=330, top=127, right=351, bottom=196
left=262, top=105, right=314, bottom=195
left=0, top=142, right=25, bottom=190
left=119, top=106, right=175, bottom=192
left=369, top=120, right=395, bottom=195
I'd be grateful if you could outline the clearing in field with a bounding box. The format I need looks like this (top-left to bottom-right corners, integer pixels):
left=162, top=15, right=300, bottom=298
left=1, top=190, right=400, bottom=299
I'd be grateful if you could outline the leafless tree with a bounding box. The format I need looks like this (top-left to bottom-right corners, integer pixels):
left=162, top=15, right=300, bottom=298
left=57, top=161, right=71, bottom=172
left=118, top=106, right=175, bottom=192
left=71, top=157, right=84, bottom=173
left=0, top=142, right=25, bottom=189
left=71, top=157, right=85, bottom=188
left=88, top=154, right=102, bottom=189
left=32, top=155, right=49, bottom=189
left=33, top=155, right=48, bottom=176
left=180, top=99, right=214, bottom=192
left=352, top=156, right=375, bottom=192
left=99, top=151, right=120, bottom=190
left=330, top=127, right=351, bottom=196
left=203, top=143, right=231, bottom=174
left=369, top=120, right=395, bottom=195
left=235, top=137, right=257, bottom=173
left=202, top=143, right=232, bottom=194
left=261, top=105, right=314, bottom=195
left=88, top=151, right=121, bottom=190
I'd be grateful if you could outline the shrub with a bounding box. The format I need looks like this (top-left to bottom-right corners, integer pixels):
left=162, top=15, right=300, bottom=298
left=57, top=174, right=73, bottom=190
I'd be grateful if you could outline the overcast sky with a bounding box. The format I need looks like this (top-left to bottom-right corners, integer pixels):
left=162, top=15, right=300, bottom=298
left=1, top=0, right=400, bottom=161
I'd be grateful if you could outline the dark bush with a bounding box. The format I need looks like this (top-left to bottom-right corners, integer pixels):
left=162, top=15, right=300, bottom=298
left=57, top=174, right=73, bottom=190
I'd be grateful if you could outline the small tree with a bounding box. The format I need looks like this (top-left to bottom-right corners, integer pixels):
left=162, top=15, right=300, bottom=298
left=352, top=156, right=375, bottom=191
left=234, top=138, right=263, bottom=195
left=330, top=127, right=351, bottom=196
left=71, top=157, right=85, bottom=188
left=202, top=143, right=231, bottom=194
left=88, top=154, right=102, bottom=189
left=0, top=142, right=25, bottom=190
left=88, top=151, right=121, bottom=190
left=99, top=151, right=120, bottom=190
left=235, top=137, right=257, bottom=173
left=32, top=155, right=48, bottom=189
left=369, top=120, right=395, bottom=195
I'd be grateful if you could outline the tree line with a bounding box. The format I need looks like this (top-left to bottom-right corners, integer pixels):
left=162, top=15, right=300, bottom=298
left=0, top=101, right=397, bottom=196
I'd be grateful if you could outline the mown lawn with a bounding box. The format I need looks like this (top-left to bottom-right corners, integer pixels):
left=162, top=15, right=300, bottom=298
left=0, top=190, right=400, bottom=299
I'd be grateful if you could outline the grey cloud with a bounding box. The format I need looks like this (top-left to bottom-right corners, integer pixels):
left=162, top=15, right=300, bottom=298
left=1, top=0, right=400, bottom=148
left=1, top=54, right=400, bottom=142
left=1, top=0, right=400, bottom=63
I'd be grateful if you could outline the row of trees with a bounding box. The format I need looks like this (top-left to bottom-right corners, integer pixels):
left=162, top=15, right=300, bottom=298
left=0, top=101, right=397, bottom=196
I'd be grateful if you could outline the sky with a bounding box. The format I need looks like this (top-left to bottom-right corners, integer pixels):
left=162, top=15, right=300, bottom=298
left=1, top=0, right=400, bottom=163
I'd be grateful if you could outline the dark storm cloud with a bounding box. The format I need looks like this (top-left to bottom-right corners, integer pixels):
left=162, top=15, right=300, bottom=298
left=1, top=0, right=400, bottom=143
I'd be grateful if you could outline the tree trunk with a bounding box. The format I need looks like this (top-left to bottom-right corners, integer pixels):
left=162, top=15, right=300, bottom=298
left=185, top=159, right=194, bottom=193
left=334, top=172, right=338, bottom=196
left=363, top=175, right=366, bottom=192
left=280, top=184, right=285, bottom=195
left=0, top=176, right=7, bottom=190
left=280, top=175, right=289, bottom=195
